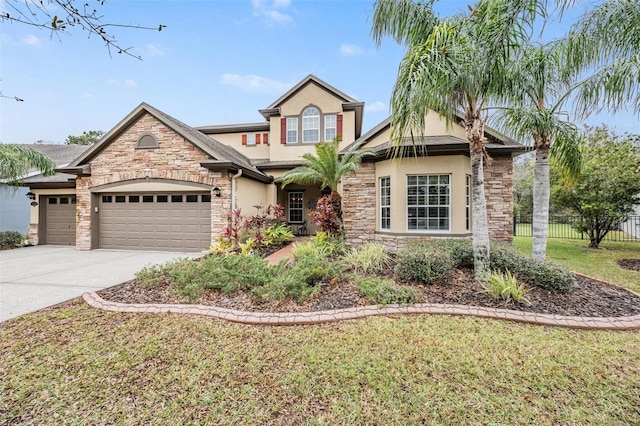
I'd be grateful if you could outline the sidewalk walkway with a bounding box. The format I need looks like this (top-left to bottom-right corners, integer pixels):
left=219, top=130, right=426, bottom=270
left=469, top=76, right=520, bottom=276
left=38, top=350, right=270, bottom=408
left=264, top=237, right=306, bottom=266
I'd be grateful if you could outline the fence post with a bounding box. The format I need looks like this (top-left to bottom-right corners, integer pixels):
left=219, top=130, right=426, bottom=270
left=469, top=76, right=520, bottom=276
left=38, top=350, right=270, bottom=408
left=513, top=216, right=517, bottom=236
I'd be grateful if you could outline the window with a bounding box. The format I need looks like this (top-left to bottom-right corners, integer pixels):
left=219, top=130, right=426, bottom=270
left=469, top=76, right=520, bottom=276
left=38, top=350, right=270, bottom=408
left=143, top=195, right=154, bottom=203
left=466, top=175, right=471, bottom=231
left=60, top=197, right=69, bottom=204
left=202, top=194, right=211, bottom=202
left=302, top=107, right=320, bottom=143
left=49, top=197, right=58, bottom=204
left=171, top=195, right=183, bottom=203
left=288, top=192, right=304, bottom=223
left=324, top=114, right=337, bottom=142
left=407, top=175, right=450, bottom=231
left=71, top=196, right=76, bottom=204
left=136, top=134, right=158, bottom=149
left=286, top=117, right=298, bottom=143
left=101, top=196, right=112, bottom=203
left=157, top=195, right=168, bottom=203
left=246, top=134, right=256, bottom=146
left=115, top=195, right=126, bottom=203
left=380, top=177, right=391, bottom=230
left=186, top=195, right=198, bottom=203
left=129, top=195, right=140, bottom=203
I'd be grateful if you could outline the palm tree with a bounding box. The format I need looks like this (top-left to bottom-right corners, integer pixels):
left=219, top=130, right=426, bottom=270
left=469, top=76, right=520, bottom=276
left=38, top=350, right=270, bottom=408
left=281, top=139, right=374, bottom=236
left=0, top=144, right=55, bottom=184
left=371, top=0, right=542, bottom=279
left=567, top=0, right=640, bottom=117
left=493, top=41, right=582, bottom=261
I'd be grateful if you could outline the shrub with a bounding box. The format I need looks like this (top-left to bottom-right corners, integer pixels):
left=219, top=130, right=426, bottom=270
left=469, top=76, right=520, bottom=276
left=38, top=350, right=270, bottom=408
left=263, top=222, right=295, bottom=246
left=428, top=239, right=474, bottom=268
left=490, top=243, right=575, bottom=292
left=135, top=263, right=170, bottom=287
left=481, top=270, right=530, bottom=304
left=0, top=231, right=23, bottom=248
left=342, top=243, right=392, bottom=274
left=354, top=276, right=421, bottom=306
left=309, top=194, right=340, bottom=235
left=292, top=233, right=344, bottom=260
left=394, top=243, right=456, bottom=285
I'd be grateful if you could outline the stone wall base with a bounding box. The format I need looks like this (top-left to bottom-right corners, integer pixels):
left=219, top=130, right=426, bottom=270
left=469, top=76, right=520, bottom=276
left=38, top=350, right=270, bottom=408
left=27, top=223, right=39, bottom=246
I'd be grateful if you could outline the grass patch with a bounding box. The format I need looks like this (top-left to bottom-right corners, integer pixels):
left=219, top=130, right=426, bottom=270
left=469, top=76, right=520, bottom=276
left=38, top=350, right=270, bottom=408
left=513, top=237, right=640, bottom=293
left=1, top=300, right=639, bottom=424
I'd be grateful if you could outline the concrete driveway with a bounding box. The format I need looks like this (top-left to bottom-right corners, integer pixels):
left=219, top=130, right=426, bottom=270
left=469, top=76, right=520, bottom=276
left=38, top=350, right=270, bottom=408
left=0, top=245, right=201, bottom=322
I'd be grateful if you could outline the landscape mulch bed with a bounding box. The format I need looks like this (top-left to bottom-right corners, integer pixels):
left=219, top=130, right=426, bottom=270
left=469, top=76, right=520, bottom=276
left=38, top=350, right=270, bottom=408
left=618, top=258, right=640, bottom=273
left=98, top=267, right=640, bottom=319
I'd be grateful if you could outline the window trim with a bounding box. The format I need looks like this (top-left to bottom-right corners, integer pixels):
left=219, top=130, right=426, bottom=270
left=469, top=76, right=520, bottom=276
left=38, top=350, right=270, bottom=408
left=405, top=174, right=451, bottom=233
left=246, top=133, right=256, bottom=146
left=286, top=117, right=298, bottom=144
left=136, top=133, right=159, bottom=149
left=466, top=174, right=471, bottom=231
left=302, top=106, right=320, bottom=143
left=379, top=176, right=391, bottom=231
left=288, top=191, right=304, bottom=224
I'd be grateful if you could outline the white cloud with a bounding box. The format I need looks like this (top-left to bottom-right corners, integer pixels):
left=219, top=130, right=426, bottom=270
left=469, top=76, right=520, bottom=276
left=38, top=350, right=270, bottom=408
left=340, top=43, right=364, bottom=57
left=366, top=101, right=387, bottom=113
left=220, top=73, right=291, bottom=94
left=22, top=35, right=41, bottom=47
left=145, top=43, right=165, bottom=57
left=251, top=0, right=293, bottom=25
left=106, top=78, right=138, bottom=88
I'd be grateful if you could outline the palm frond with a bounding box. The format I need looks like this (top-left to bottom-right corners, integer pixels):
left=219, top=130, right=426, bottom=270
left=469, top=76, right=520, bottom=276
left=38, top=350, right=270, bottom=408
left=371, top=0, right=438, bottom=47
left=0, top=145, right=56, bottom=184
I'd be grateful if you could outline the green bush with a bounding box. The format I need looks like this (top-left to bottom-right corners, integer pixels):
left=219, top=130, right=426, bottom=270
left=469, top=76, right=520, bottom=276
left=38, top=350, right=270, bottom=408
left=490, top=243, right=575, bottom=292
left=342, top=243, right=392, bottom=274
left=355, top=276, right=421, bottom=306
left=428, top=239, right=474, bottom=268
left=0, top=231, right=23, bottom=248
left=481, top=270, right=530, bottom=304
left=291, top=234, right=344, bottom=260
left=394, top=242, right=456, bottom=285
left=263, top=223, right=295, bottom=246
left=135, top=263, right=171, bottom=288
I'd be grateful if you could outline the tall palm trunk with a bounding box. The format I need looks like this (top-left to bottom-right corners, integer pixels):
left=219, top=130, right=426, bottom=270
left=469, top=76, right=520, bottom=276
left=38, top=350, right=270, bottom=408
left=466, top=115, right=491, bottom=281
left=532, top=135, right=551, bottom=261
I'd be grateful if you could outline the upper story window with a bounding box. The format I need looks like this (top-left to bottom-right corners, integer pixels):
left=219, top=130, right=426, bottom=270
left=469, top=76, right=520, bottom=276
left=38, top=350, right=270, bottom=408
left=246, top=134, right=256, bottom=146
left=136, top=133, right=159, bottom=149
left=324, top=114, right=337, bottom=142
left=302, top=107, right=320, bottom=143
left=286, top=117, right=298, bottom=143
left=280, top=110, right=342, bottom=145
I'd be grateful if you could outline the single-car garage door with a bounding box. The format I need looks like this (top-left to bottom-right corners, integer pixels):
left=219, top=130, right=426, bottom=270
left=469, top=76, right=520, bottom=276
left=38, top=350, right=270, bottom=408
left=45, top=195, right=76, bottom=245
left=99, top=193, right=211, bottom=251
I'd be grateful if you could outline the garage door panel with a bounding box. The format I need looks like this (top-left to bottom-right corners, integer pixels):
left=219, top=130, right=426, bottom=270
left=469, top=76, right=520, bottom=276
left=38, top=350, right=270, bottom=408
left=99, top=192, right=210, bottom=251
left=45, top=196, right=76, bottom=245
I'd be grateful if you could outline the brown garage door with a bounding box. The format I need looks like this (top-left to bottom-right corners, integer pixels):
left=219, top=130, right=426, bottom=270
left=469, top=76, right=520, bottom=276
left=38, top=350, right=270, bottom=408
left=99, top=193, right=211, bottom=251
left=45, top=196, right=76, bottom=245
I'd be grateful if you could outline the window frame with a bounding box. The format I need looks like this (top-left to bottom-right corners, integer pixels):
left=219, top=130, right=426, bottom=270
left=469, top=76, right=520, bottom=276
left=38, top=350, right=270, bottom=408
left=302, top=107, right=320, bottom=143
left=246, top=133, right=256, bottom=146
left=324, top=114, right=337, bottom=142
left=379, top=176, right=391, bottom=231
left=406, top=174, right=451, bottom=232
left=288, top=191, right=304, bottom=223
left=286, top=117, right=298, bottom=144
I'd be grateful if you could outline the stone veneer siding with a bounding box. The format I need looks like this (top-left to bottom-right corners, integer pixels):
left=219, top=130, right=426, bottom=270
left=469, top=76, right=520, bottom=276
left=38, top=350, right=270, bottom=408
left=343, top=155, right=514, bottom=252
left=75, top=113, right=231, bottom=250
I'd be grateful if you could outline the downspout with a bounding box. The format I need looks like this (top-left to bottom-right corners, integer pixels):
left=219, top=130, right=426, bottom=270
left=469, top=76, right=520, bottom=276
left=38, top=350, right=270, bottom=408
left=231, top=169, right=243, bottom=214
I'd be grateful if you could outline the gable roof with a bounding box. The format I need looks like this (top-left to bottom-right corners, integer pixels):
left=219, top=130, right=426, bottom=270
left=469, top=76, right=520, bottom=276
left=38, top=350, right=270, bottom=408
left=341, top=112, right=527, bottom=157
left=258, top=74, right=365, bottom=139
left=64, top=103, right=270, bottom=182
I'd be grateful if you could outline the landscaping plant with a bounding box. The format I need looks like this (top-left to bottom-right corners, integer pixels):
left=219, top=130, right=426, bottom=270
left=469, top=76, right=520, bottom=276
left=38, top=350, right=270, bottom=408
left=342, top=243, right=392, bottom=274
left=482, top=270, right=531, bottom=304
left=354, top=275, right=421, bottom=306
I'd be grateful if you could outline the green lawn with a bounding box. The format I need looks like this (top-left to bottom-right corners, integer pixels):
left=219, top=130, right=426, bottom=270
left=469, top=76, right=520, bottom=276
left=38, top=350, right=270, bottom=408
left=1, top=300, right=639, bottom=425
left=2, top=239, right=639, bottom=425
left=513, top=237, right=640, bottom=293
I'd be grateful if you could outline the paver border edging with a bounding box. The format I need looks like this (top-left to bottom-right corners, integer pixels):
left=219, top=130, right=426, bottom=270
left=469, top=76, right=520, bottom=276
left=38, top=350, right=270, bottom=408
left=82, top=291, right=640, bottom=330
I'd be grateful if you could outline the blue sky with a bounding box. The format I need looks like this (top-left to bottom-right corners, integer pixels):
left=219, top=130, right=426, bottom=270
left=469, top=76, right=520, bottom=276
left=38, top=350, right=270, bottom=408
left=0, top=0, right=637, bottom=144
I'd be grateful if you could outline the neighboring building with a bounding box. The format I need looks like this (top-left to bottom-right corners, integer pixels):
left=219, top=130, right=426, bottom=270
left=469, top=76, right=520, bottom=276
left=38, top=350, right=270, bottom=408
left=23, top=75, right=526, bottom=252
left=0, top=144, right=86, bottom=233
